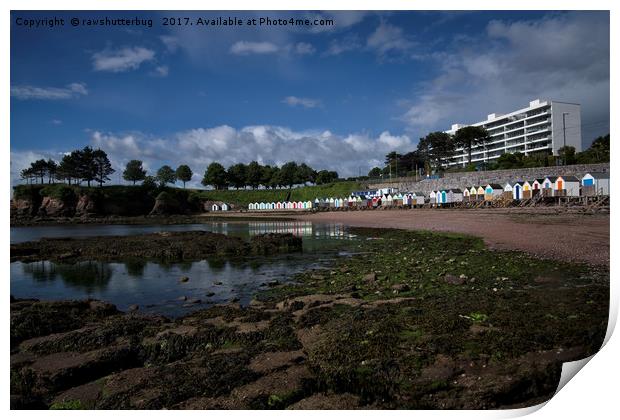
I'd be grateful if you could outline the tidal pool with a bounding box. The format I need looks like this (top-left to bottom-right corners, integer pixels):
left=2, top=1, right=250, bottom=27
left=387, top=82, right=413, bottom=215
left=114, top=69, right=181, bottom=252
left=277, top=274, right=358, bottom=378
left=10, top=221, right=359, bottom=316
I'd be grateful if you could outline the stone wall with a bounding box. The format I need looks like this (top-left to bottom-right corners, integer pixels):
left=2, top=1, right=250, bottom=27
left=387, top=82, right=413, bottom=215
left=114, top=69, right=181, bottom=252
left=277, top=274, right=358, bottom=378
left=368, top=163, right=610, bottom=194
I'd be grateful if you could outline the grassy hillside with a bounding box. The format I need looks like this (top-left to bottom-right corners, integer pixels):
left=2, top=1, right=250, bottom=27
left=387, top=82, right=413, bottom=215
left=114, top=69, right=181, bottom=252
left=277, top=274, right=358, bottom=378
left=13, top=181, right=365, bottom=210
left=192, top=181, right=364, bottom=207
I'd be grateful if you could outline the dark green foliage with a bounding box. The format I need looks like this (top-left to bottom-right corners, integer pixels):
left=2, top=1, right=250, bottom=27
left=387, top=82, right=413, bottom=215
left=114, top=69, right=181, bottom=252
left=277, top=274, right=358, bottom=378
left=156, top=165, right=177, bottom=187
left=175, top=164, right=193, bottom=188
left=123, top=160, right=147, bottom=185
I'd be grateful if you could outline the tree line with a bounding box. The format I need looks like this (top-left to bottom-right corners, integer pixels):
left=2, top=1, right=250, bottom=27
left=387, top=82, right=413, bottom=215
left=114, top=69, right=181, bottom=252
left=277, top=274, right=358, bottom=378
left=19, top=147, right=339, bottom=190
left=368, top=128, right=611, bottom=177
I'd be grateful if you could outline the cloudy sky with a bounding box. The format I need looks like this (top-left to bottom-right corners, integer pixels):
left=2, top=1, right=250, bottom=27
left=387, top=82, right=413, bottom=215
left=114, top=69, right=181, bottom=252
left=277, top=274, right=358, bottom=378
left=11, top=10, right=610, bottom=187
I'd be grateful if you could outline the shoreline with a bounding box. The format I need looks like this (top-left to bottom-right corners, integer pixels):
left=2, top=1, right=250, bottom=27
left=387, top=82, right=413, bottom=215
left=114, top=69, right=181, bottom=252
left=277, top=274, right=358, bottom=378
left=10, top=228, right=609, bottom=409
left=11, top=208, right=610, bottom=266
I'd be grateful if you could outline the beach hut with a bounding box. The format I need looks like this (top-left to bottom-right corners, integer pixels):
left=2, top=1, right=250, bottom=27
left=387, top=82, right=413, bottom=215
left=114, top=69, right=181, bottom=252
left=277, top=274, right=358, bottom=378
left=476, top=186, right=486, bottom=201
left=248, top=203, right=255, bottom=210
left=582, top=172, right=610, bottom=196
left=555, top=176, right=580, bottom=197
left=270, top=202, right=276, bottom=210
left=429, top=191, right=437, bottom=206
left=259, top=202, right=267, bottom=210
left=276, top=202, right=283, bottom=210
left=394, top=193, right=404, bottom=207
left=329, top=197, right=335, bottom=208
left=439, top=190, right=447, bottom=204
left=512, top=182, right=524, bottom=200
left=447, top=189, right=463, bottom=203
left=297, top=201, right=304, bottom=209
left=305, top=200, right=312, bottom=209
left=221, top=203, right=230, bottom=211
left=413, top=192, right=425, bottom=206
left=484, top=184, right=503, bottom=201
left=522, top=181, right=532, bottom=199
left=385, top=194, right=394, bottom=207
left=314, top=198, right=320, bottom=208
left=463, top=188, right=470, bottom=202
left=542, top=177, right=556, bottom=197
left=467, top=186, right=477, bottom=201
left=531, top=179, right=545, bottom=197
left=503, top=183, right=513, bottom=199
left=211, top=203, right=221, bottom=211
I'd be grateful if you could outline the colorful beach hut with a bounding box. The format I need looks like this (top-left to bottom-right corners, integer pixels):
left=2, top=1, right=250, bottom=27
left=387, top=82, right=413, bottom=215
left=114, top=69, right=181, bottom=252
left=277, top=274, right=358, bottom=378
left=582, top=172, right=610, bottom=196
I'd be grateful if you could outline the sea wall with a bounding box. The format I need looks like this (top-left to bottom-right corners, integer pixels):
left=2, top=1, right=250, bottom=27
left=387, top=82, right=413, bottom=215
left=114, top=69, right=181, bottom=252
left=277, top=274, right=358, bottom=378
left=368, top=163, right=610, bottom=194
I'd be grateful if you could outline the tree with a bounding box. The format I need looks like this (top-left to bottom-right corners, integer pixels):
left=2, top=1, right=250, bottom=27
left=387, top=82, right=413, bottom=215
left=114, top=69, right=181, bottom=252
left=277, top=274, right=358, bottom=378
left=227, top=163, right=247, bottom=189
left=297, top=163, right=316, bottom=185
left=176, top=164, right=193, bottom=188
left=76, top=146, right=96, bottom=187
left=368, top=167, right=382, bottom=178
left=558, top=146, right=576, bottom=165
left=46, top=159, right=58, bottom=184
left=279, top=162, right=299, bottom=188
left=142, top=175, right=157, bottom=190
left=123, top=160, right=147, bottom=185
left=453, top=126, right=489, bottom=165
left=156, top=165, right=177, bottom=187
left=202, top=162, right=228, bottom=190
left=20, top=167, right=35, bottom=184
left=419, top=131, right=455, bottom=169
left=384, top=151, right=402, bottom=178
left=29, top=159, right=48, bottom=184
left=315, top=170, right=338, bottom=185
left=92, top=149, right=115, bottom=187
left=246, top=161, right=263, bottom=189
left=57, top=152, right=80, bottom=185
left=260, top=165, right=276, bottom=189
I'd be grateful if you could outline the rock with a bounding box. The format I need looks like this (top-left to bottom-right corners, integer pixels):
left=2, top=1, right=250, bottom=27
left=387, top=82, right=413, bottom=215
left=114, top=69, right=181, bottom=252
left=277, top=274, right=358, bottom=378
left=205, top=292, right=215, bottom=297
left=213, top=281, right=223, bottom=286
left=188, top=298, right=201, bottom=304
left=149, top=192, right=181, bottom=216
left=267, top=280, right=280, bottom=287
left=178, top=296, right=188, bottom=301
left=75, top=195, right=97, bottom=216
left=459, top=274, right=468, bottom=280
left=12, top=198, right=36, bottom=217
left=391, top=284, right=410, bottom=293
left=339, top=267, right=350, bottom=273
left=363, top=273, right=377, bottom=282
left=230, top=297, right=240, bottom=303
left=128, top=304, right=139, bottom=312
left=38, top=196, right=75, bottom=217
left=311, top=274, right=325, bottom=280
left=444, top=274, right=465, bottom=285
left=179, top=276, right=189, bottom=283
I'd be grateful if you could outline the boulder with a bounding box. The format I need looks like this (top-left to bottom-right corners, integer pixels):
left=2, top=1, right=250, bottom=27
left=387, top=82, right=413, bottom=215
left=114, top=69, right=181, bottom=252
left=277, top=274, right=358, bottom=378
left=12, top=199, right=36, bottom=217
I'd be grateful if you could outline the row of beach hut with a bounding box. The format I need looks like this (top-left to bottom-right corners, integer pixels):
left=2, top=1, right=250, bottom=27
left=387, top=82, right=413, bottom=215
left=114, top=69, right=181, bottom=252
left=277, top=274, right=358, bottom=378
left=431, top=172, right=609, bottom=204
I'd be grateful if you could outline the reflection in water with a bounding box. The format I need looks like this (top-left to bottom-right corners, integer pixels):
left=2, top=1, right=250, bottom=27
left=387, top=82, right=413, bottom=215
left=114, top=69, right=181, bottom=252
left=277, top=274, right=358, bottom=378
left=22, top=261, right=113, bottom=294
left=11, top=222, right=360, bottom=317
left=125, top=259, right=146, bottom=278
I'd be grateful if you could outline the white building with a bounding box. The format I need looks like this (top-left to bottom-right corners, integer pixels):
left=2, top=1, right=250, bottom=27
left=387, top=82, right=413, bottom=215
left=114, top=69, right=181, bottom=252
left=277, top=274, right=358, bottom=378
left=445, top=99, right=582, bottom=167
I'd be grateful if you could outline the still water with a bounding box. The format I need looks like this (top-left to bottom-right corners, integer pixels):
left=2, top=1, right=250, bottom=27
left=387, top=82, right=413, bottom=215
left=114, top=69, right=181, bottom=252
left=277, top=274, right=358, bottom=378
left=11, top=221, right=358, bottom=317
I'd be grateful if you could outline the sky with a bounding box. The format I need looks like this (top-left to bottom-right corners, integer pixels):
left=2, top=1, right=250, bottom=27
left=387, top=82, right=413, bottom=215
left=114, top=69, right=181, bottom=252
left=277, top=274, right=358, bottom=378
left=10, top=10, right=610, bottom=187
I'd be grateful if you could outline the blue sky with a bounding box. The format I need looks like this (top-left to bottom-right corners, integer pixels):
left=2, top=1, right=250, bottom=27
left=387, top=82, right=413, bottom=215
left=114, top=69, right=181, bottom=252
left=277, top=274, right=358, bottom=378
left=10, top=10, right=610, bottom=186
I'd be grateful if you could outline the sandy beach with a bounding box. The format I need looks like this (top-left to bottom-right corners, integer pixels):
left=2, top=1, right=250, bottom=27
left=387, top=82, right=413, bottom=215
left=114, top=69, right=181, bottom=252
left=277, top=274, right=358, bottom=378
left=293, top=209, right=609, bottom=265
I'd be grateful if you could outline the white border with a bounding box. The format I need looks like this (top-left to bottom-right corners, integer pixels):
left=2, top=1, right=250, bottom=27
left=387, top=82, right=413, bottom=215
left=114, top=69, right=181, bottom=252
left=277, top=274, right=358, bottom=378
left=2, top=1, right=616, bottom=419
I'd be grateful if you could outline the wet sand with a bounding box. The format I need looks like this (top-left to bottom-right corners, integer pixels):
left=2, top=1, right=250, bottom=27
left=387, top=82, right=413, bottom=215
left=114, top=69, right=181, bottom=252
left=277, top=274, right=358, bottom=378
left=295, top=209, right=609, bottom=265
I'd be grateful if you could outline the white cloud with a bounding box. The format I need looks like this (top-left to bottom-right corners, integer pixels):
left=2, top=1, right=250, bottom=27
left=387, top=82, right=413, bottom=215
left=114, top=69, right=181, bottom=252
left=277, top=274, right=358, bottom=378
left=51, top=119, right=62, bottom=125
left=367, top=21, right=415, bottom=58
left=281, top=96, right=322, bottom=109
left=230, top=41, right=279, bottom=55
left=324, top=35, right=362, bottom=56
left=294, top=42, right=316, bottom=55
left=151, top=65, right=169, bottom=77
left=92, top=46, right=156, bottom=72
left=160, top=35, right=180, bottom=53
left=400, top=12, right=610, bottom=145
left=11, top=83, right=88, bottom=100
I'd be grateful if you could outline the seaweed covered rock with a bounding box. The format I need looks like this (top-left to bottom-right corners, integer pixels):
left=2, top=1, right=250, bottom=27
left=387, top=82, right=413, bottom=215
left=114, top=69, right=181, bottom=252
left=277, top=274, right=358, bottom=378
left=150, top=192, right=182, bottom=216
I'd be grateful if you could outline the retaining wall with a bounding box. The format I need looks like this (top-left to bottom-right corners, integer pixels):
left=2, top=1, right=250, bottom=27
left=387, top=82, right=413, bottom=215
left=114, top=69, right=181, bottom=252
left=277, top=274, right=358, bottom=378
left=367, top=163, right=610, bottom=194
